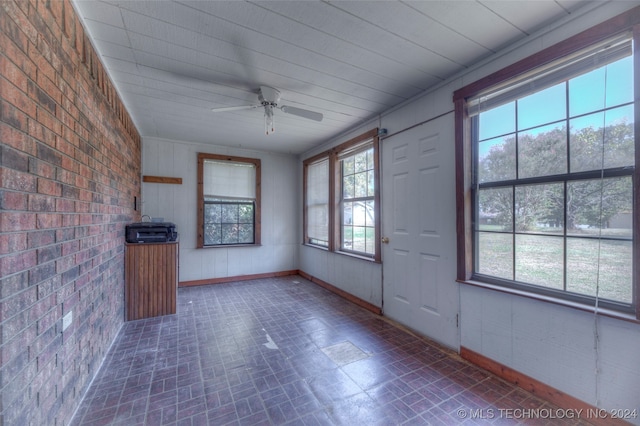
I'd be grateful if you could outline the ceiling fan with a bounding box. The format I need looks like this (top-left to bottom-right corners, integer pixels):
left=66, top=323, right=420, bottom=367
left=211, top=86, right=323, bottom=135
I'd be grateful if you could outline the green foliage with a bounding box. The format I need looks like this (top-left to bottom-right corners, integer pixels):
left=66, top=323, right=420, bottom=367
left=478, top=121, right=634, bottom=232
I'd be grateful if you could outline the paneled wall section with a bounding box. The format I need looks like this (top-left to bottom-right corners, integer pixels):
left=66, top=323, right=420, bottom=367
left=0, top=1, right=141, bottom=424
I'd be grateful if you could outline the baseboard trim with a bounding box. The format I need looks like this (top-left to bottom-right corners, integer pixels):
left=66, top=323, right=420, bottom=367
left=179, top=270, right=298, bottom=287
left=298, top=270, right=382, bottom=315
left=460, top=346, right=629, bottom=426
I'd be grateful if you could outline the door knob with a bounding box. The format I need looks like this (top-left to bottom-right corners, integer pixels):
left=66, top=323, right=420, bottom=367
left=381, top=237, right=389, bottom=244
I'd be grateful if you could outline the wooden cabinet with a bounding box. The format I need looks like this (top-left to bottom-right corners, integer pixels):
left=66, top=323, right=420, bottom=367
left=125, top=240, right=178, bottom=321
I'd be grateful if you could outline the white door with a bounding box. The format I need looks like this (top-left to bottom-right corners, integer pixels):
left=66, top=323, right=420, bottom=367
left=381, top=113, right=459, bottom=350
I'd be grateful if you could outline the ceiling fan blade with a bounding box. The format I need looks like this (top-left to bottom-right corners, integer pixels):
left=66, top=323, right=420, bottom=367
left=211, top=105, right=260, bottom=112
left=280, top=105, right=323, bottom=122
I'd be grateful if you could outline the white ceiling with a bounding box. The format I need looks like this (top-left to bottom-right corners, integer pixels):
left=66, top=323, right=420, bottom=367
left=73, top=0, right=595, bottom=154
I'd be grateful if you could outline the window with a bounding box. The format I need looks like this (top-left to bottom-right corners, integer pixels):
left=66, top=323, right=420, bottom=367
left=455, top=15, right=639, bottom=318
left=303, top=129, right=381, bottom=261
left=340, top=146, right=376, bottom=255
left=197, top=153, right=261, bottom=247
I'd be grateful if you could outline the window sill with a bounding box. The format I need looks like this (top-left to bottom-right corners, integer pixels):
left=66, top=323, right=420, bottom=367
left=336, top=250, right=379, bottom=263
left=199, top=243, right=261, bottom=249
left=302, top=244, right=380, bottom=263
left=458, top=278, right=639, bottom=324
left=303, top=243, right=329, bottom=251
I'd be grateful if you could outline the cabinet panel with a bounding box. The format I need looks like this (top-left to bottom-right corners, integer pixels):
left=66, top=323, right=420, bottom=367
left=125, top=241, right=178, bottom=320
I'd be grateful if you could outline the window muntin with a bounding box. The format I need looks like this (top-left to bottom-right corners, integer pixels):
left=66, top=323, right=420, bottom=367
left=302, top=129, right=380, bottom=262
left=471, top=39, right=635, bottom=309
left=197, top=154, right=261, bottom=248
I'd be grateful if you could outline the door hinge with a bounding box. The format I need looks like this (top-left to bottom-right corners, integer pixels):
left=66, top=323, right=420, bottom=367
left=456, top=314, right=459, bottom=328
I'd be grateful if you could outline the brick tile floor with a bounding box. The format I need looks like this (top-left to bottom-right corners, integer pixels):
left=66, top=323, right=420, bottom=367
left=70, top=276, right=589, bottom=425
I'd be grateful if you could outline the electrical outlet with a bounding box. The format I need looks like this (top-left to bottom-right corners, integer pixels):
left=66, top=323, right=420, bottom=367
left=62, top=311, right=73, bottom=331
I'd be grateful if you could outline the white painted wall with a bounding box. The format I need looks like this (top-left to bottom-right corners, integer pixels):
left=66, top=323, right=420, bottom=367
left=141, top=136, right=299, bottom=282
left=300, top=1, right=640, bottom=421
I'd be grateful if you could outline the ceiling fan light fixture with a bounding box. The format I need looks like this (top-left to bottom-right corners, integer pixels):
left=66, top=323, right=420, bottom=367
left=264, top=103, right=275, bottom=135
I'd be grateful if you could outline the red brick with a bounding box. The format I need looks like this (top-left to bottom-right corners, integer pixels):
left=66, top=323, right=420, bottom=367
left=35, top=107, right=62, bottom=136
left=0, top=77, right=37, bottom=119
left=1, top=99, right=29, bottom=132
left=36, top=244, right=60, bottom=263
left=0, top=167, right=37, bottom=192
left=35, top=212, right=62, bottom=229
left=0, top=211, right=36, bottom=232
left=29, top=157, right=56, bottom=179
left=28, top=193, right=55, bottom=211
left=0, top=55, right=28, bottom=92
left=0, top=233, right=28, bottom=255
left=29, top=262, right=56, bottom=285
left=0, top=249, right=37, bottom=275
left=0, top=122, right=36, bottom=155
left=55, top=198, right=74, bottom=212
left=61, top=213, right=79, bottom=227
left=28, top=79, right=58, bottom=115
left=36, top=178, right=61, bottom=196
left=28, top=119, right=57, bottom=147
left=55, top=255, right=74, bottom=274
left=27, top=229, right=55, bottom=249
left=0, top=190, right=28, bottom=210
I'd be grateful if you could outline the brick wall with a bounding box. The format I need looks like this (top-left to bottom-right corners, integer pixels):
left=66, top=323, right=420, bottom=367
left=1, top=1, right=141, bottom=424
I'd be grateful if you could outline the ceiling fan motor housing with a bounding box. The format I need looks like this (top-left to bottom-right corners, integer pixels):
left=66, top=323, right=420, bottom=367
left=259, top=86, right=281, bottom=106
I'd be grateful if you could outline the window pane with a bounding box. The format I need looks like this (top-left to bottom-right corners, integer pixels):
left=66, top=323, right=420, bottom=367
left=367, top=170, right=375, bottom=197
left=343, top=201, right=353, bottom=225
left=517, top=123, right=566, bottom=178
left=204, top=224, right=222, bottom=245
left=567, top=177, right=632, bottom=238
left=365, top=200, right=375, bottom=227
left=352, top=202, right=366, bottom=226
left=367, top=149, right=374, bottom=170
left=517, top=83, right=566, bottom=129
left=222, top=204, right=238, bottom=223
left=569, top=67, right=606, bottom=117
left=515, top=235, right=563, bottom=290
left=569, top=112, right=605, bottom=172
left=478, top=135, right=516, bottom=183
left=570, top=105, right=634, bottom=172
left=204, top=204, right=222, bottom=224
left=238, top=224, right=254, bottom=244
left=352, top=226, right=366, bottom=252
left=365, top=227, right=375, bottom=254
left=477, top=232, right=513, bottom=280
left=605, top=55, right=633, bottom=108
left=478, top=187, right=513, bottom=231
left=566, top=239, right=632, bottom=303
left=239, top=204, right=253, bottom=223
left=221, top=224, right=238, bottom=244
left=343, top=226, right=353, bottom=250
left=604, top=105, right=634, bottom=169
left=479, top=101, right=515, bottom=140
left=343, top=175, right=355, bottom=199
left=515, top=183, right=564, bottom=234
left=355, top=151, right=368, bottom=172
left=343, top=156, right=355, bottom=175
left=354, top=172, right=368, bottom=198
